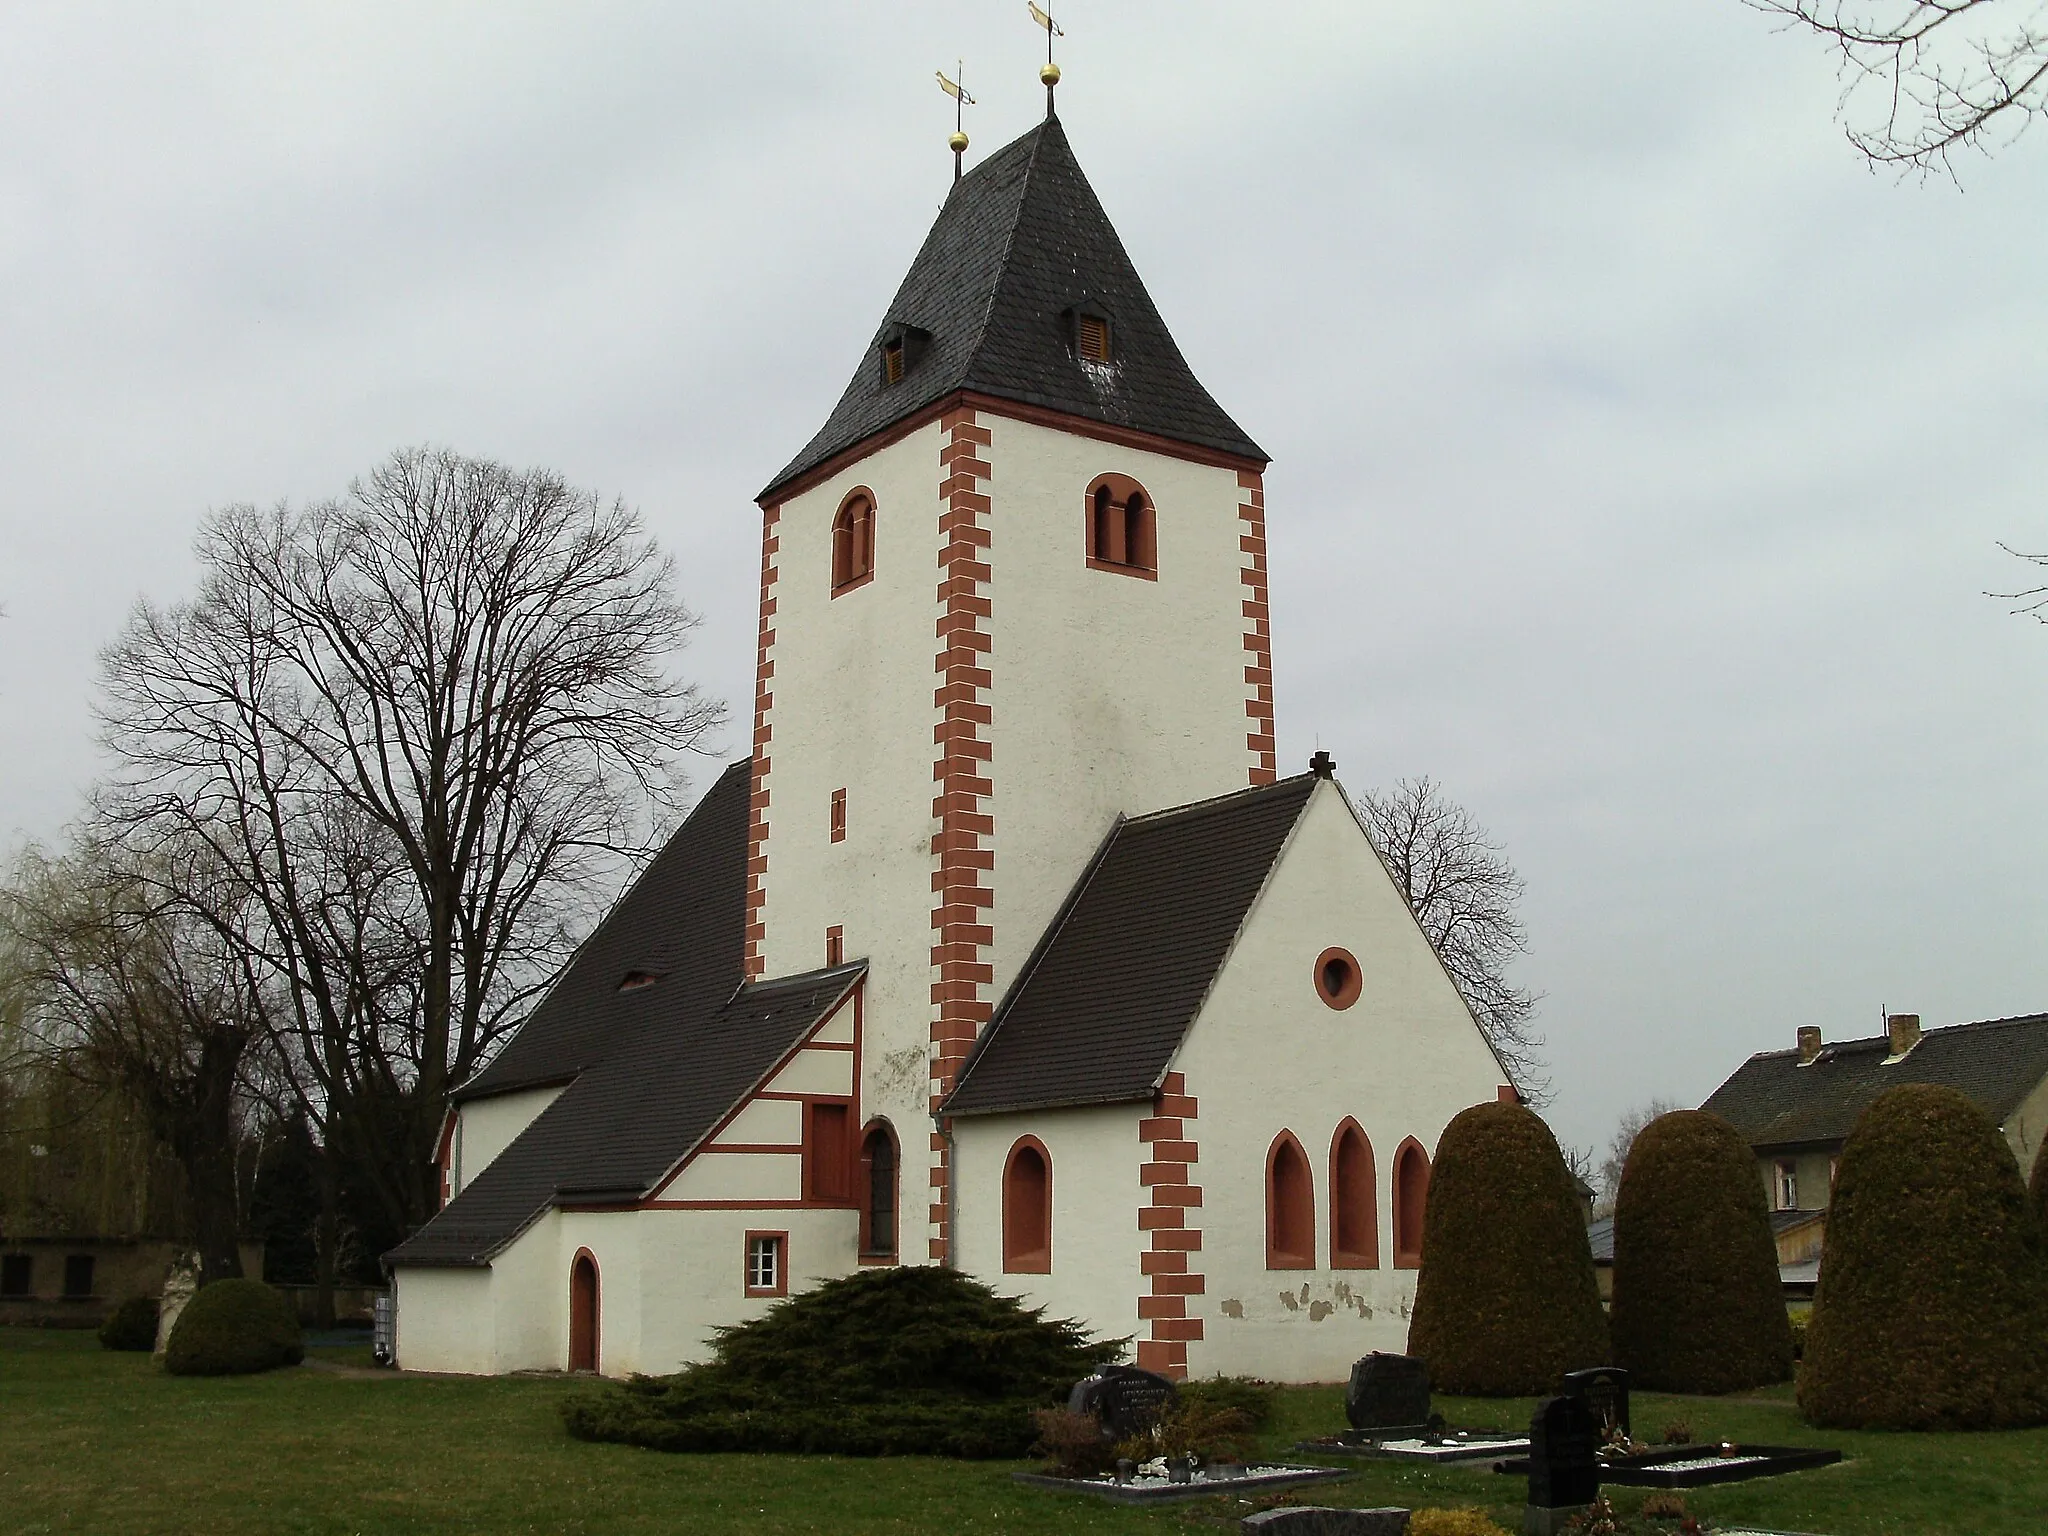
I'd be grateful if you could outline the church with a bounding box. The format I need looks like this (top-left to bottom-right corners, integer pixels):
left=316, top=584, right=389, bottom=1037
left=387, top=85, right=1512, bottom=1384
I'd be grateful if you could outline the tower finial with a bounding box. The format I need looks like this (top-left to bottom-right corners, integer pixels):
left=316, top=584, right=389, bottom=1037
left=1028, top=2, right=1063, bottom=117
left=936, top=62, right=976, bottom=181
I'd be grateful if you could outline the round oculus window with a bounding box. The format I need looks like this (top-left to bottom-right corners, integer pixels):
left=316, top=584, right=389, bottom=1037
left=1315, top=946, right=1362, bottom=1010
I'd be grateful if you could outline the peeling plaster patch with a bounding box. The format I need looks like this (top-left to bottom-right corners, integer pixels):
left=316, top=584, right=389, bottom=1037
left=1333, top=1282, right=1353, bottom=1303
left=1308, top=1300, right=1333, bottom=1321
left=875, top=1045, right=926, bottom=1099
left=1220, top=1298, right=1244, bottom=1319
left=1279, top=1290, right=1299, bottom=1311
left=1299, top=1284, right=1311, bottom=1306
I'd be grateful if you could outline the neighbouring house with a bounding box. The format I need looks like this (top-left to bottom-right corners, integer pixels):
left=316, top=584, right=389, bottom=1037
left=1697, top=1010, right=2048, bottom=1288
left=0, top=1238, right=264, bottom=1327
left=1585, top=1209, right=1825, bottom=1303
left=385, top=93, right=1514, bottom=1383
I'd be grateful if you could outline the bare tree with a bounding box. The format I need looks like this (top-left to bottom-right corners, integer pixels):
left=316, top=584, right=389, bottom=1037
left=1751, top=1, right=2048, bottom=171
left=96, top=446, right=723, bottom=1242
left=2, top=835, right=272, bottom=1281
left=1595, top=1097, right=1685, bottom=1217
left=1359, top=777, right=1548, bottom=1101
left=1993, top=543, right=2048, bottom=619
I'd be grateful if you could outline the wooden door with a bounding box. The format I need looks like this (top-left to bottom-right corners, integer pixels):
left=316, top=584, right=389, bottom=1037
left=568, top=1253, right=599, bottom=1373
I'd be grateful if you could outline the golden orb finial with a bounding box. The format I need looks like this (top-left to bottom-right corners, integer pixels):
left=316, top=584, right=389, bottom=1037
left=949, top=130, right=969, bottom=153
left=1040, top=61, right=1061, bottom=86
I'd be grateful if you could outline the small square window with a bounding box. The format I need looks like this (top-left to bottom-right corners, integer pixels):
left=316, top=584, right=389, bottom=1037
left=63, top=1254, right=95, bottom=1299
left=825, top=925, right=844, bottom=968
left=745, top=1232, right=786, bottom=1297
left=830, top=788, right=846, bottom=843
left=1773, top=1160, right=1798, bottom=1212
left=1, top=1254, right=31, bottom=1296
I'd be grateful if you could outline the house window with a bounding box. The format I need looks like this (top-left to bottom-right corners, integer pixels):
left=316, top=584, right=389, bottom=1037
left=0, top=1255, right=30, bottom=1296
left=803, top=1101, right=852, bottom=1204
left=831, top=491, right=876, bottom=594
left=1393, top=1139, right=1431, bottom=1269
left=1775, top=1159, right=1799, bottom=1212
left=825, top=925, right=844, bottom=967
left=1077, top=312, right=1111, bottom=362
left=745, top=1232, right=787, bottom=1297
left=882, top=338, right=906, bottom=384
left=1003, top=1137, right=1052, bottom=1273
left=1315, top=947, right=1362, bottom=1010
left=1330, top=1120, right=1379, bottom=1269
left=829, top=787, right=846, bottom=843
left=1084, top=474, right=1156, bottom=576
left=63, top=1254, right=95, bottom=1299
left=1266, top=1132, right=1315, bottom=1268
left=860, top=1122, right=899, bottom=1260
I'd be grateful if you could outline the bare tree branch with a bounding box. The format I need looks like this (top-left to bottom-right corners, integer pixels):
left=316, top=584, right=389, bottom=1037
left=1990, top=542, right=2048, bottom=620
left=1751, top=0, right=2048, bottom=172
left=1358, top=776, right=1550, bottom=1103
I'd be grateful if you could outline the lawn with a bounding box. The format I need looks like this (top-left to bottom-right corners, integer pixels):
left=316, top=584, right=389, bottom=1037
left=3, top=1329, right=2044, bottom=1535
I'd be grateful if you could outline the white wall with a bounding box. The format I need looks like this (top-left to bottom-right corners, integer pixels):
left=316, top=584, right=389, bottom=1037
left=952, top=1103, right=1144, bottom=1354
left=1174, top=777, right=1510, bottom=1382
left=393, top=1266, right=494, bottom=1374
left=454, top=1084, right=565, bottom=1194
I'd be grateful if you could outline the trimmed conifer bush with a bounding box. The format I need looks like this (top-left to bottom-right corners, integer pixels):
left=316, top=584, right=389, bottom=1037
left=163, top=1278, right=304, bottom=1376
left=1609, top=1110, right=1793, bottom=1392
left=98, top=1295, right=160, bottom=1352
left=561, top=1265, right=1120, bottom=1457
left=1799, top=1083, right=2048, bottom=1429
left=2031, top=1136, right=2048, bottom=1234
left=1405, top=1101, right=1608, bottom=1395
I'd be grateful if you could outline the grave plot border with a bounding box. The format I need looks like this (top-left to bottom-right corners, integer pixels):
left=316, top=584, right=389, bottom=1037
left=1010, top=1465, right=1352, bottom=1505
left=1490, top=1444, right=1843, bottom=1488
left=1298, top=1435, right=1529, bottom=1463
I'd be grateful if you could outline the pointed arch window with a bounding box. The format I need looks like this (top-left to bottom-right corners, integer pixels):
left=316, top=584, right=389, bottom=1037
left=1393, top=1138, right=1431, bottom=1270
left=831, top=489, right=876, bottom=594
left=859, top=1120, right=899, bottom=1262
left=1002, top=1136, right=1052, bottom=1273
left=1330, top=1120, right=1380, bottom=1269
left=1266, top=1131, right=1315, bottom=1269
left=1084, top=474, right=1156, bottom=578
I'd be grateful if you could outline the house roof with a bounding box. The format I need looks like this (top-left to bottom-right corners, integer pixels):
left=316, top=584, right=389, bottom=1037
left=943, top=774, right=1319, bottom=1117
left=1700, top=1012, right=2048, bottom=1151
left=758, top=113, right=1265, bottom=504
left=1585, top=1207, right=1820, bottom=1266
left=388, top=762, right=866, bottom=1267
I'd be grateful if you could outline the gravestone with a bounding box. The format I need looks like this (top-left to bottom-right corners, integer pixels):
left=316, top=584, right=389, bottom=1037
left=1068, top=1365, right=1178, bottom=1438
left=1240, top=1508, right=1411, bottom=1536
left=1524, top=1394, right=1599, bottom=1536
left=1561, top=1367, right=1631, bottom=1444
left=1344, top=1352, right=1432, bottom=1432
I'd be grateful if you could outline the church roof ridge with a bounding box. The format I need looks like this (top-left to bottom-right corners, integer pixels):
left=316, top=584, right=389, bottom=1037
left=759, top=114, right=1264, bottom=504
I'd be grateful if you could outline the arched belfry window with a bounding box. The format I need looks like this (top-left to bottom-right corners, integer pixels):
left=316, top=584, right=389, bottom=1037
left=1266, top=1131, right=1315, bottom=1269
left=859, top=1121, right=899, bottom=1262
left=832, top=489, right=876, bottom=595
left=1330, top=1120, right=1379, bottom=1269
left=1393, top=1137, right=1431, bottom=1270
left=1002, top=1137, right=1052, bottom=1273
left=1084, top=474, right=1156, bottom=578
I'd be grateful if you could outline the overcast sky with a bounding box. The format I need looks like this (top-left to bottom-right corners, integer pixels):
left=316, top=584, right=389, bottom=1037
left=2, top=3, right=2043, bottom=1157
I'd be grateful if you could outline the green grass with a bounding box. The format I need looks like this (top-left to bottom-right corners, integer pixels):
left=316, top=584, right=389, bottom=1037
left=3, top=1329, right=2045, bottom=1534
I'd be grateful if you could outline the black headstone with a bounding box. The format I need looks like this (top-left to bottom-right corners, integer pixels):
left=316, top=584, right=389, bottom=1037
left=1344, top=1352, right=1433, bottom=1431
left=1561, top=1367, right=1630, bottom=1443
left=1527, top=1395, right=1599, bottom=1510
left=1067, top=1365, right=1178, bottom=1438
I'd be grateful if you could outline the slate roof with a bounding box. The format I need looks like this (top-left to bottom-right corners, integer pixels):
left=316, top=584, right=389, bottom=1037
left=388, top=762, right=866, bottom=1267
left=1700, top=1012, right=2048, bottom=1151
left=943, top=774, right=1319, bottom=1117
left=759, top=112, right=1265, bottom=504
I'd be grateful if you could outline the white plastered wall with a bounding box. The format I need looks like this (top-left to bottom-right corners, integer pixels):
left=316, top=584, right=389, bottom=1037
left=985, top=419, right=1257, bottom=999
left=951, top=1102, right=1144, bottom=1353
left=1174, top=777, right=1510, bottom=1382
left=453, top=1084, right=565, bottom=1195
left=2002, top=1073, right=2048, bottom=1174
left=758, top=424, right=944, bottom=1246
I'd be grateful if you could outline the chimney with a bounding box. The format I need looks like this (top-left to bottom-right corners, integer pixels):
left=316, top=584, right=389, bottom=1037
left=1797, top=1026, right=1822, bottom=1065
left=1309, top=750, right=1337, bottom=779
left=1887, top=1013, right=1921, bottom=1057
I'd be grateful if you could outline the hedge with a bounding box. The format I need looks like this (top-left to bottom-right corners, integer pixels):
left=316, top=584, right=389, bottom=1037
left=561, top=1265, right=1120, bottom=1457
left=2032, top=1136, right=2048, bottom=1235
left=1405, top=1101, right=1608, bottom=1394
left=1798, top=1084, right=2048, bottom=1429
left=1609, top=1109, right=1793, bottom=1392
left=163, top=1278, right=304, bottom=1376
left=98, top=1295, right=160, bottom=1352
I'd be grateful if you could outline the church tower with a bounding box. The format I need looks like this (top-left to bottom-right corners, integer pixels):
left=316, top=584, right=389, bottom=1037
left=747, top=108, right=1273, bottom=1260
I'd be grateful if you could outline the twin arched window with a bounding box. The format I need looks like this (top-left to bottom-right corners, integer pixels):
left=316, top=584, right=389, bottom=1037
left=832, top=491, right=876, bottom=594
left=1086, top=475, right=1155, bottom=575
left=1002, top=1136, right=1052, bottom=1273
left=1265, top=1125, right=1430, bottom=1272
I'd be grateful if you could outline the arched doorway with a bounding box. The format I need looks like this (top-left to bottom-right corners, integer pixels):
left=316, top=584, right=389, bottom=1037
left=568, top=1250, right=600, bottom=1373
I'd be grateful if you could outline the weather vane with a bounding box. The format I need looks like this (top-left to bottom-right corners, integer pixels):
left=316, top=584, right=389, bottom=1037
left=1028, top=2, right=1063, bottom=114
left=936, top=61, right=976, bottom=181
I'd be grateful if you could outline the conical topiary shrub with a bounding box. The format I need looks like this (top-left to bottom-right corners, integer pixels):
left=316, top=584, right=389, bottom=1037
left=1799, top=1084, right=2048, bottom=1429
left=2031, top=1137, right=2048, bottom=1234
left=1405, top=1101, right=1608, bottom=1394
left=1610, top=1110, right=1793, bottom=1392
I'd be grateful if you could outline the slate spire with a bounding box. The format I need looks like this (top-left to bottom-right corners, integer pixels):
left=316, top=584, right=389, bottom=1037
left=760, top=115, right=1265, bottom=502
